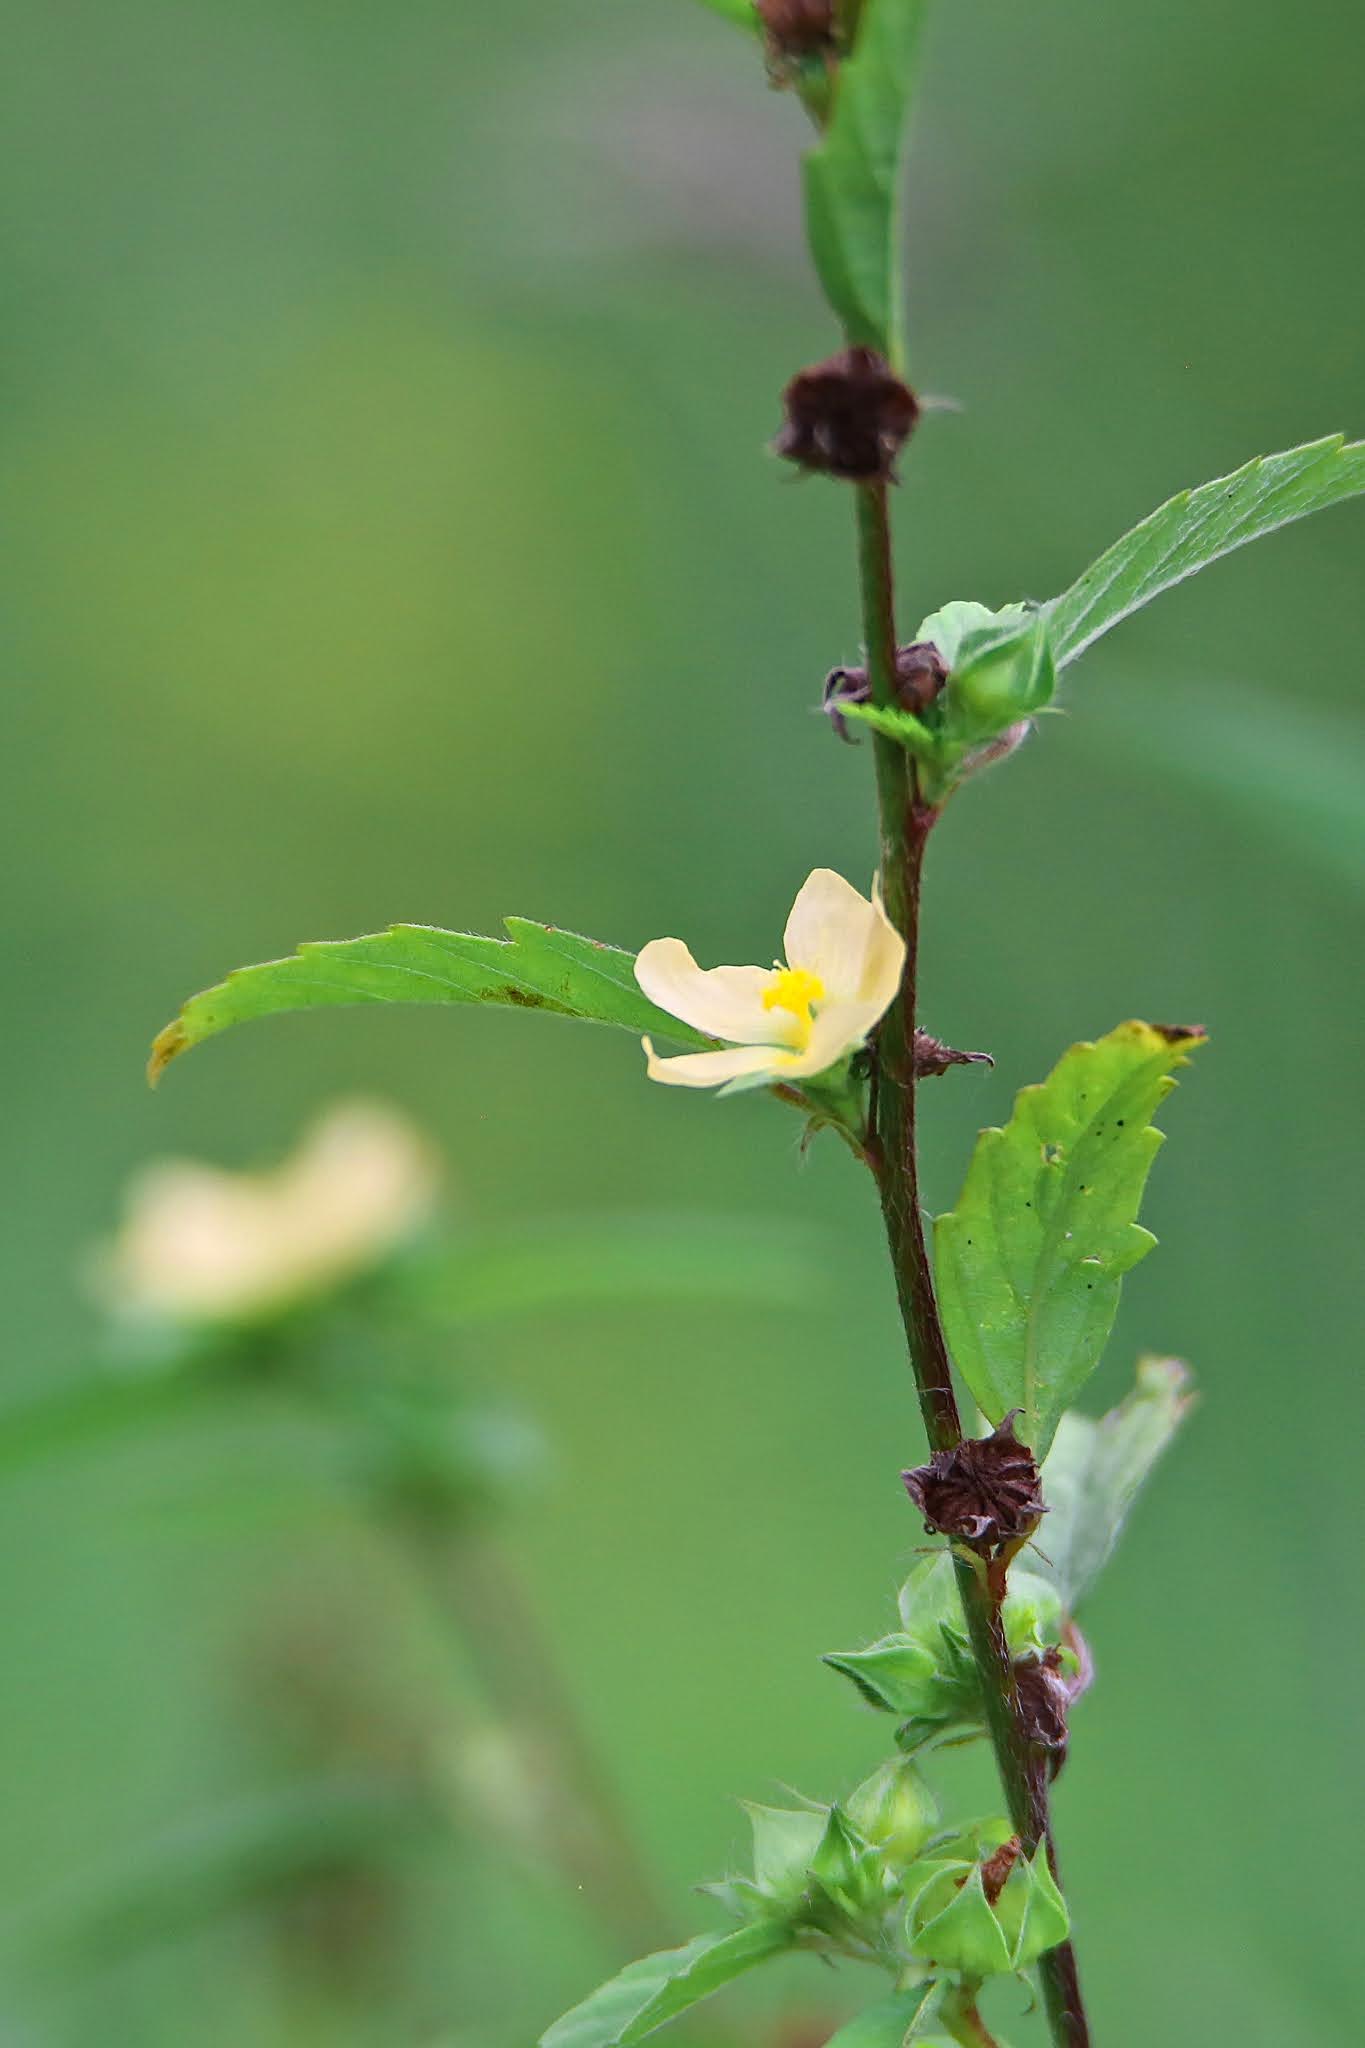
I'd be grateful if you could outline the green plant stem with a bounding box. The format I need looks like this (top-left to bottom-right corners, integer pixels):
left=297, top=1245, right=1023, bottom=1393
left=416, top=1517, right=675, bottom=1962
left=939, top=1981, right=1003, bottom=2048
left=854, top=482, right=1092, bottom=2048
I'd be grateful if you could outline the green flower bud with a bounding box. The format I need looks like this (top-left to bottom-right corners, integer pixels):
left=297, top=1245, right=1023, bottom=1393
left=806, top=1804, right=881, bottom=1917
left=741, top=1800, right=828, bottom=1907
left=903, top=1837, right=1070, bottom=1979
left=827, top=1553, right=1067, bottom=1752
left=906, top=1864, right=1013, bottom=1976
left=947, top=610, right=1056, bottom=739
left=844, top=1759, right=938, bottom=1870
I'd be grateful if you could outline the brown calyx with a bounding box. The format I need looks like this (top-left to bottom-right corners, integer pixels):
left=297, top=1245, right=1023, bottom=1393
left=756, top=0, right=839, bottom=59
left=775, top=347, right=919, bottom=484
left=902, top=1411, right=1046, bottom=1548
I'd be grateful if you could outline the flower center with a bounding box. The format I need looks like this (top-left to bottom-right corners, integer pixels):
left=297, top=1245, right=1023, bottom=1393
left=762, top=965, right=825, bottom=1047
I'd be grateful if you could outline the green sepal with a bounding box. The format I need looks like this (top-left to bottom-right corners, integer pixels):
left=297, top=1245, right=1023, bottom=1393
left=844, top=1758, right=938, bottom=1869
left=905, top=1865, right=1013, bottom=1978
left=912, top=600, right=1017, bottom=670
left=903, top=1840, right=1067, bottom=1979
left=835, top=698, right=942, bottom=761
left=806, top=1803, right=876, bottom=1914
left=698, top=1875, right=771, bottom=1921
left=827, top=1555, right=1064, bottom=1749
left=940, top=608, right=1056, bottom=744
left=742, top=1801, right=829, bottom=1905
left=998, top=1847, right=1070, bottom=1969
left=840, top=600, right=1055, bottom=799
left=539, top=1922, right=792, bottom=2048
left=823, top=1633, right=956, bottom=1721
left=935, top=1020, right=1206, bottom=1456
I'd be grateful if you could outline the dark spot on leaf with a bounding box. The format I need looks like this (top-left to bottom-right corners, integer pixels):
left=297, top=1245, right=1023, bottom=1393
left=499, top=986, right=547, bottom=1008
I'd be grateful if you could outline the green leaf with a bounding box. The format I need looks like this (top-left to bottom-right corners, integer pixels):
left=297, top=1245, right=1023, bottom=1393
left=540, top=1924, right=792, bottom=2048
left=821, top=1987, right=937, bottom=2048
left=802, top=0, right=930, bottom=364
left=934, top=1021, right=1206, bottom=1456
left=691, top=0, right=760, bottom=28
left=150, top=919, right=712, bottom=1080
left=1038, top=1355, right=1194, bottom=1614
left=1049, top=435, right=1365, bottom=669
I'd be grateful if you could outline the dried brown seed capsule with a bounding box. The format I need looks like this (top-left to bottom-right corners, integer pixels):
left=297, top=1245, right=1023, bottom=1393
left=1014, top=1646, right=1073, bottom=1763
left=979, top=1835, right=1023, bottom=1907
left=775, top=347, right=919, bottom=484
left=913, top=1031, right=994, bottom=1080
left=901, top=1411, right=1046, bottom=1547
left=757, top=0, right=839, bottom=59
left=823, top=639, right=946, bottom=742
left=891, top=640, right=948, bottom=712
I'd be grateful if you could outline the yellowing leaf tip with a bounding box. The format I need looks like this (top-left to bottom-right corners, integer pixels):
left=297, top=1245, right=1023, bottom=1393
left=146, top=1019, right=189, bottom=1088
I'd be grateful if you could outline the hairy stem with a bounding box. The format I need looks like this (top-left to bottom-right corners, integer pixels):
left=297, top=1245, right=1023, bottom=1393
left=853, top=482, right=1092, bottom=2048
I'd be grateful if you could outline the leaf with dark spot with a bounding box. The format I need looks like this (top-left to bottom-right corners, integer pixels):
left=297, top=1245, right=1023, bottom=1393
left=150, top=920, right=713, bottom=1081
left=934, top=1022, right=1205, bottom=1455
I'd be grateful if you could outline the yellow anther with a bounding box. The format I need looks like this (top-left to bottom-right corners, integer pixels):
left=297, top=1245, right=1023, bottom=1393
left=762, top=965, right=825, bottom=1046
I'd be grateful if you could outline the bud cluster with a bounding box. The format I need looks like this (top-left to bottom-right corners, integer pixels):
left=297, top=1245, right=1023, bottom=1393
left=710, top=1771, right=1068, bottom=1984
left=818, top=595, right=1059, bottom=805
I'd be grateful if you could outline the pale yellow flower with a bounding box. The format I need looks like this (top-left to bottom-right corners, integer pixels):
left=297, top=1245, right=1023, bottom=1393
left=635, top=868, right=904, bottom=1093
left=100, top=1101, right=440, bottom=1325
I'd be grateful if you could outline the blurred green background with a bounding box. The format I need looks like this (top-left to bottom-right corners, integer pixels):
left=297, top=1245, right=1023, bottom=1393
left=2, top=0, right=1363, bottom=2041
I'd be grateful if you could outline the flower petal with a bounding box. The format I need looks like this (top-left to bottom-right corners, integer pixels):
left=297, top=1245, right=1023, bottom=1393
left=641, top=1037, right=782, bottom=1090
left=634, top=939, right=776, bottom=1043
left=780, top=996, right=888, bottom=1079
left=783, top=868, right=904, bottom=1006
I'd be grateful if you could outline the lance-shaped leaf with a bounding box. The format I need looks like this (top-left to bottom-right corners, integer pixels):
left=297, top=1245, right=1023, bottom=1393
left=540, top=1923, right=792, bottom=2048
left=149, top=920, right=712, bottom=1080
left=803, top=0, right=930, bottom=366
left=934, top=1021, right=1205, bottom=1457
left=1037, top=1355, right=1194, bottom=1614
left=821, top=1987, right=938, bottom=2048
left=1049, top=435, right=1365, bottom=669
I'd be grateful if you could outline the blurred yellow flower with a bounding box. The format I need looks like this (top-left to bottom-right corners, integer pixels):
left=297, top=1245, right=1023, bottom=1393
left=634, top=868, right=904, bottom=1093
left=101, top=1101, right=440, bottom=1325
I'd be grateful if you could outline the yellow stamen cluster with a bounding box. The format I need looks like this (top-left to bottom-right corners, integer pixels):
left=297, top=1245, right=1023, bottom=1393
left=762, top=965, right=825, bottom=1047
